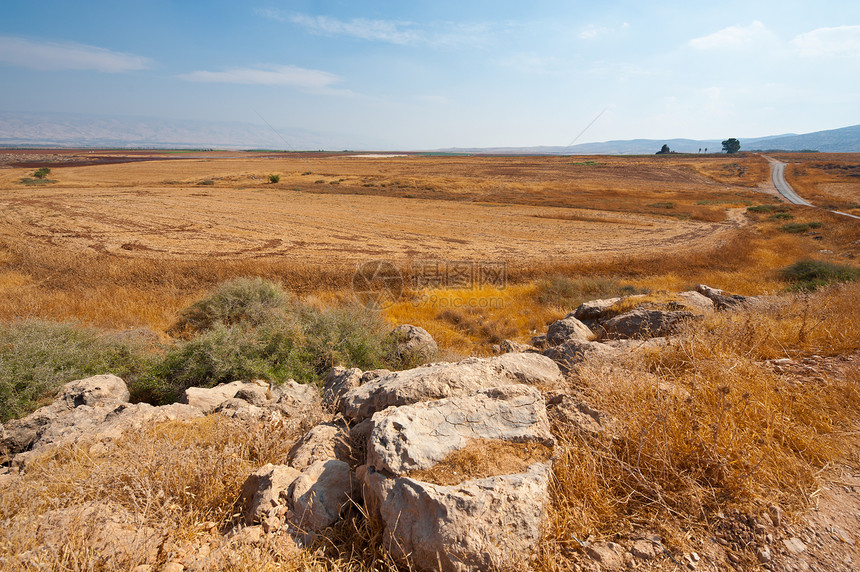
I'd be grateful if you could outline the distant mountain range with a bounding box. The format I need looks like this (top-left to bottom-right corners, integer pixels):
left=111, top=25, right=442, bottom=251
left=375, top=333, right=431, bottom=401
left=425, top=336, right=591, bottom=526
left=1, top=111, right=858, bottom=154
left=439, top=124, right=860, bottom=155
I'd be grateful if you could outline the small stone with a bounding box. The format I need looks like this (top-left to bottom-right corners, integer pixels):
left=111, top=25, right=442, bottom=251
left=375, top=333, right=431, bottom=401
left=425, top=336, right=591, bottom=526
left=262, top=515, right=282, bottom=534
left=585, top=541, right=624, bottom=571
left=768, top=504, right=783, bottom=527
left=757, top=546, right=772, bottom=562
left=630, top=539, right=657, bottom=560
left=783, top=537, right=807, bottom=554
left=161, top=563, right=184, bottom=572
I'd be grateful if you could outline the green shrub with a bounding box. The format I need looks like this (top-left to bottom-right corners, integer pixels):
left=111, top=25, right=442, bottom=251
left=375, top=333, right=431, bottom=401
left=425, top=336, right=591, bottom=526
left=747, top=204, right=790, bottom=214
left=779, top=222, right=822, bottom=234
left=781, top=259, right=860, bottom=291
left=0, top=321, right=157, bottom=421
left=171, top=277, right=293, bottom=334
left=197, top=179, right=215, bottom=186
left=772, top=213, right=794, bottom=220
left=533, top=276, right=646, bottom=309
left=33, top=167, right=51, bottom=179
left=268, top=174, right=280, bottom=184
left=155, top=279, right=398, bottom=401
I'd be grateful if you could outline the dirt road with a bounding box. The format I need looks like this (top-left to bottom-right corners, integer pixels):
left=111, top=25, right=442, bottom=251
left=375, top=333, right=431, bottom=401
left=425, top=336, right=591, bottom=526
left=765, top=155, right=860, bottom=220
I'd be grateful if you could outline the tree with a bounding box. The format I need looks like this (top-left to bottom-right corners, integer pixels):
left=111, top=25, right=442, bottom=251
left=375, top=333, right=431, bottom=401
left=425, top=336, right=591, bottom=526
left=721, top=138, right=741, bottom=154
left=656, top=144, right=671, bottom=155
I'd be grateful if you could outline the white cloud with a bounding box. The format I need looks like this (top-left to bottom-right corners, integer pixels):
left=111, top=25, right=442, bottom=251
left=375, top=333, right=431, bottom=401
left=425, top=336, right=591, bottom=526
left=688, top=21, right=772, bottom=50
left=579, top=25, right=608, bottom=40
left=792, top=25, right=860, bottom=57
left=0, top=35, right=151, bottom=72
left=258, top=10, right=419, bottom=45
left=179, top=65, right=340, bottom=90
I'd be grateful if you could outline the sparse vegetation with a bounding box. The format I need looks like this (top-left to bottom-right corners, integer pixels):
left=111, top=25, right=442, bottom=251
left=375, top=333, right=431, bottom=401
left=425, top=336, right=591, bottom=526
left=781, top=259, right=860, bottom=291
left=268, top=174, right=280, bottom=183
left=33, top=167, right=51, bottom=179
left=779, top=221, right=822, bottom=233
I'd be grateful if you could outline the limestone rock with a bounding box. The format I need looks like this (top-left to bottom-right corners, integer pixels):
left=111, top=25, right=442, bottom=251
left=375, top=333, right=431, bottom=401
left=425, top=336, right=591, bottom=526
left=290, top=459, right=354, bottom=531
left=573, top=297, right=623, bottom=321
left=546, top=393, right=610, bottom=437
left=2, top=375, right=130, bottom=454
left=367, top=385, right=553, bottom=475
left=542, top=340, right=617, bottom=374
left=240, top=464, right=301, bottom=524
left=55, top=374, right=130, bottom=408
left=529, top=333, right=548, bottom=350
left=182, top=380, right=266, bottom=414
left=339, top=353, right=562, bottom=422
left=364, top=462, right=551, bottom=572
left=675, top=290, right=715, bottom=313
left=287, top=423, right=351, bottom=470
left=546, top=313, right=593, bottom=346
left=322, top=367, right=362, bottom=409
left=599, top=308, right=696, bottom=340
left=390, top=324, right=438, bottom=363
left=696, top=284, right=751, bottom=310
left=501, top=339, right=538, bottom=353
left=234, top=384, right=269, bottom=407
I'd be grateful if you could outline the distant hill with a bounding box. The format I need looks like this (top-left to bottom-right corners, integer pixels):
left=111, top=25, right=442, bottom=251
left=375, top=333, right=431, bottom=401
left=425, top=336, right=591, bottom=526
left=1, top=111, right=858, bottom=154
left=439, top=124, right=860, bottom=155
left=0, top=111, right=372, bottom=150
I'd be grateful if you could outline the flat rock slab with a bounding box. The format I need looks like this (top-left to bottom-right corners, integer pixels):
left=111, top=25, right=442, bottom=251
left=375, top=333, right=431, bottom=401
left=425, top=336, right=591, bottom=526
left=367, top=384, right=553, bottom=475
left=339, top=353, right=562, bottom=422
left=365, top=462, right=551, bottom=572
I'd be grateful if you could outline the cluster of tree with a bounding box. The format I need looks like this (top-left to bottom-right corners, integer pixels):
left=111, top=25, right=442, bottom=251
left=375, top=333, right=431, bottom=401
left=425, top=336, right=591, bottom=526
left=656, top=139, right=741, bottom=155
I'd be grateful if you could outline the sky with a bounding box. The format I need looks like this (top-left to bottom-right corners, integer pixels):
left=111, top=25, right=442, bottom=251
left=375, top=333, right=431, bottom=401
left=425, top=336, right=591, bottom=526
left=1, top=1, right=859, bottom=149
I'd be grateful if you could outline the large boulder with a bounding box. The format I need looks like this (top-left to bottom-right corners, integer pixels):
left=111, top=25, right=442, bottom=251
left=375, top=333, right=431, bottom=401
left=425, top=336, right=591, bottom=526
left=339, top=353, right=562, bottom=422
left=390, top=324, right=438, bottom=363
left=675, top=290, right=715, bottom=313
left=289, top=459, right=355, bottom=532
left=55, top=374, right=130, bottom=408
left=364, top=463, right=552, bottom=572
left=367, top=385, right=553, bottom=475
left=599, top=308, right=697, bottom=340
left=545, top=313, right=593, bottom=346
left=2, top=375, right=130, bottom=455
left=240, top=464, right=301, bottom=524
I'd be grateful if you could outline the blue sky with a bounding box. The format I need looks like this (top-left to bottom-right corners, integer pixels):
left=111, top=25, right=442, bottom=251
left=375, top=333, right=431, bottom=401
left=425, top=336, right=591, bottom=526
left=1, top=1, right=858, bottom=149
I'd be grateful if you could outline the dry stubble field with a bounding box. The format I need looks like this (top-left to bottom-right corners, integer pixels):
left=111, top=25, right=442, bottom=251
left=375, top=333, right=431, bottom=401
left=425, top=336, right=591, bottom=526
left=0, top=150, right=826, bottom=339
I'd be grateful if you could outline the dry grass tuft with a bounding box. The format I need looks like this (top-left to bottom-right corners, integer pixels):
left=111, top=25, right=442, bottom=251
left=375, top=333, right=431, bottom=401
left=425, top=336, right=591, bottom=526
left=406, top=439, right=554, bottom=486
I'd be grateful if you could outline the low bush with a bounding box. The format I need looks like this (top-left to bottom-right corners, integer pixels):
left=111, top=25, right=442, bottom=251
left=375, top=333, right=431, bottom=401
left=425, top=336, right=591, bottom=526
left=0, top=321, right=157, bottom=421
left=781, top=259, right=860, bottom=291
left=747, top=204, right=790, bottom=214
left=268, top=174, right=280, bottom=183
left=33, top=167, right=51, bottom=179
left=779, top=221, right=822, bottom=233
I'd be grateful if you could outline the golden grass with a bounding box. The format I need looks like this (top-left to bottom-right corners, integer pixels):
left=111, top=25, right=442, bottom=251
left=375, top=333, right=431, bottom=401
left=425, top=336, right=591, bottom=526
left=541, top=285, right=860, bottom=561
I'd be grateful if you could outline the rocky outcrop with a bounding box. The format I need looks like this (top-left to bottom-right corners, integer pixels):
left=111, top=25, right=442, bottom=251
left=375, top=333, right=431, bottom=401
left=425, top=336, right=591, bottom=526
left=542, top=340, right=617, bottom=374
left=364, top=462, right=552, bottom=572
left=240, top=464, right=302, bottom=525
left=696, top=284, right=753, bottom=310
left=573, top=297, right=624, bottom=321
left=322, top=367, right=362, bottom=409
left=287, top=423, right=351, bottom=470
left=599, top=308, right=697, bottom=340
left=339, top=352, right=562, bottom=422
left=366, top=385, right=553, bottom=475
left=546, top=313, right=593, bottom=346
